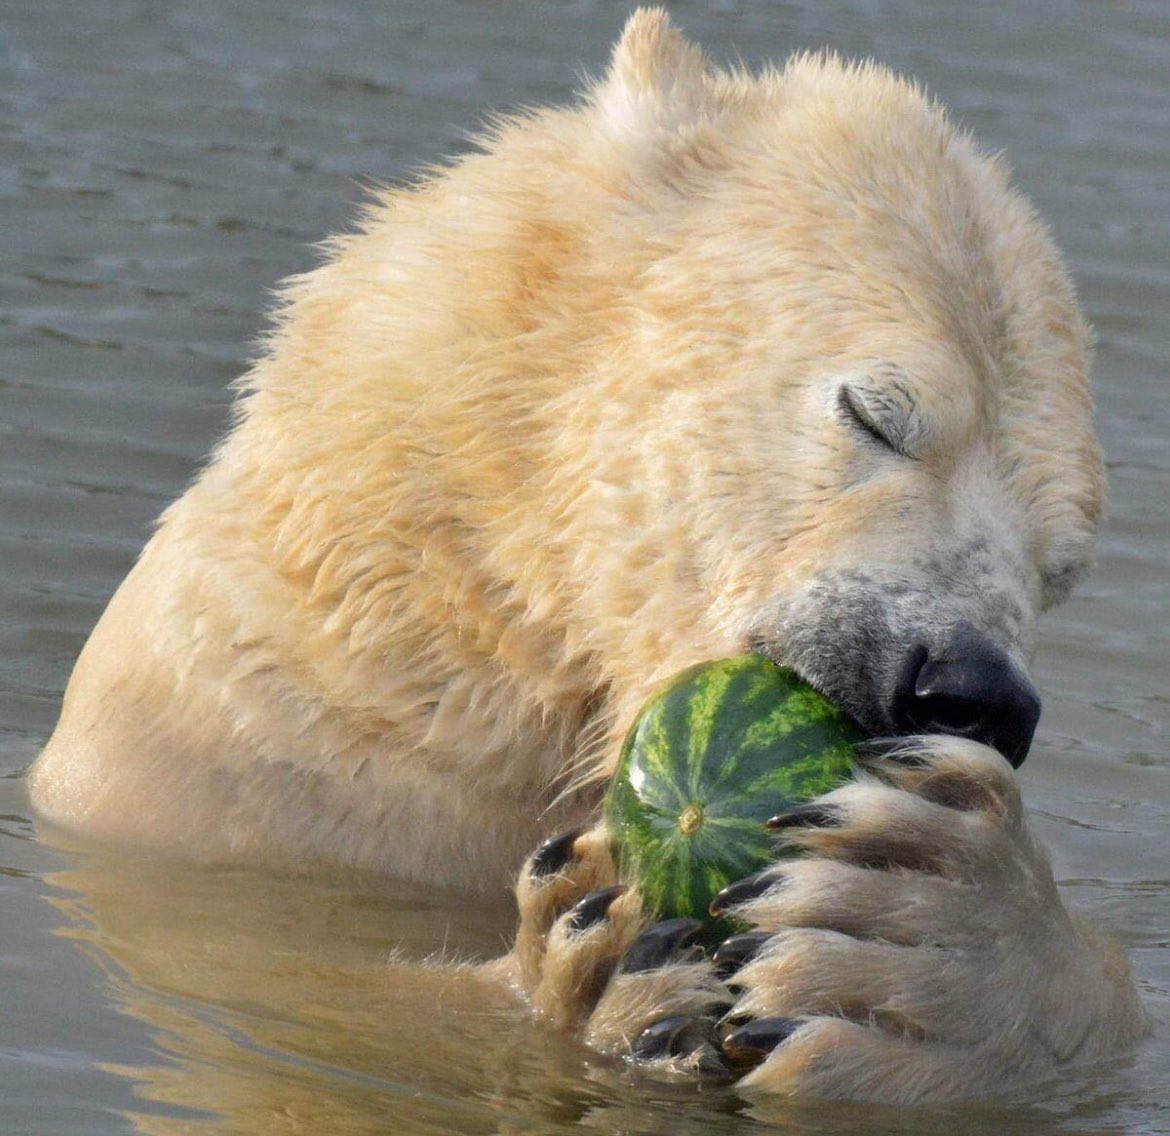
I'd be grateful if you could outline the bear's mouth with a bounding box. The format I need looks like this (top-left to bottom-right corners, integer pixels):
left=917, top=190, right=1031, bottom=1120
left=745, top=619, right=1040, bottom=769
left=747, top=639, right=871, bottom=733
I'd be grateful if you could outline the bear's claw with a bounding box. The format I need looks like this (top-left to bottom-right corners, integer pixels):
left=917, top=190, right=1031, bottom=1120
left=620, top=917, right=703, bottom=973
left=567, top=885, right=627, bottom=931
left=708, top=870, right=781, bottom=915
left=632, top=1013, right=733, bottom=1077
left=530, top=828, right=584, bottom=877
left=854, top=736, right=932, bottom=766
left=765, top=804, right=843, bottom=830
left=711, top=931, right=772, bottom=979
left=721, top=1018, right=803, bottom=1068
left=632, top=1014, right=712, bottom=1060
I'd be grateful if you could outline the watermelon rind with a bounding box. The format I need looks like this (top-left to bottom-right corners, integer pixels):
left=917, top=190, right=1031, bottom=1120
left=605, top=655, right=862, bottom=924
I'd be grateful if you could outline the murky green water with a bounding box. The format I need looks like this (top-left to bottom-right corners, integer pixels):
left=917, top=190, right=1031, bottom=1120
left=2, top=1, right=1168, bottom=1132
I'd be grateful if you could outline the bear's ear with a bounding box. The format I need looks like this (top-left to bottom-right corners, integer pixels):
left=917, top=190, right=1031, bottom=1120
left=594, top=8, right=716, bottom=144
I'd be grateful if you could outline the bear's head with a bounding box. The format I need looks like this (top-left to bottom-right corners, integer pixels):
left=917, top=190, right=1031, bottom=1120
left=565, top=11, right=1104, bottom=768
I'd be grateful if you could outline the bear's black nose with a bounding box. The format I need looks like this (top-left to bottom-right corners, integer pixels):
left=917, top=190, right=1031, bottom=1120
left=891, top=626, right=1041, bottom=768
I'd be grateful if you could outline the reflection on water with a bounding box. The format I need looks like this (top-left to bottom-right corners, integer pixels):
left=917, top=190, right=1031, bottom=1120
left=2, top=0, right=1168, bottom=1133
left=34, top=851, right=1156, bottom=1136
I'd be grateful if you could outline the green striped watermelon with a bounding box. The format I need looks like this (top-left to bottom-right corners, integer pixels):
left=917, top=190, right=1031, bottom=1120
left=605, top=655, right=863, bottom=925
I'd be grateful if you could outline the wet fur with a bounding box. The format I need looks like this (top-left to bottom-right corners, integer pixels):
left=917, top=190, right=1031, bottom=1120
left=505, top=739, right=1145, bottom=1102
left=30, top=8, right=1143, bottom=1102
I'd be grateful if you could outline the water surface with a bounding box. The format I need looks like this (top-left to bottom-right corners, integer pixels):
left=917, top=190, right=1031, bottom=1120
left=2, top=2, right=1168, bottom=1133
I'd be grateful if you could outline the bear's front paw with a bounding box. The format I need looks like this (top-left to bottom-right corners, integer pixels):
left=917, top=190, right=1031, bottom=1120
left=502, top=825, right=730, bottom=1067
left=708, top=735, right=1146, bottom=1103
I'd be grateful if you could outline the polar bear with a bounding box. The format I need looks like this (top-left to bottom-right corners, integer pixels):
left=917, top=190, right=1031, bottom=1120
left=30, top=8, right=1144, bottom=1103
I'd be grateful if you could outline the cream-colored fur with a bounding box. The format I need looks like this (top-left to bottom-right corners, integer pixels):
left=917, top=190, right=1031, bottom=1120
left=30, top=9, right=1144, bottom=1102
left=500, top=737, right=1146, bottom=1101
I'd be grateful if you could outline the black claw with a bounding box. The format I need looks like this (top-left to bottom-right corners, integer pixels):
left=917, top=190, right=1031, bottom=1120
left=566, top=885, right=626, bottom=932
left=709, top=870, right=780, bottom=917
left=632, top=1015, right=715, bottom=1061
left=765, top=804, right=842, bottom=830
left=620, top=917, right=703, bottom=974
left=719, top=1009, right=754, bottom=1032
left=854, top=737, right=931, bottom=766
left=711, top=931, right=773, bottom=979
left=721, top=1018, right=804, bottom=1067
left=530, top=828, right=584, bottom=878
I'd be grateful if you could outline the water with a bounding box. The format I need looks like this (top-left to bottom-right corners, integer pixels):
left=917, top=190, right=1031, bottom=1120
left=2, top=1, right=1168, bottom=1132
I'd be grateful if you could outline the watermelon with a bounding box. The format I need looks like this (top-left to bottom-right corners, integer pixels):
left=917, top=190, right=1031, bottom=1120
left=605, top=655, right=863, bottom=926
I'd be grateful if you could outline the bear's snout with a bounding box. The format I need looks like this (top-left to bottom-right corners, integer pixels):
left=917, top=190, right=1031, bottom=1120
left=889, top=626, right=1041, bottom=768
